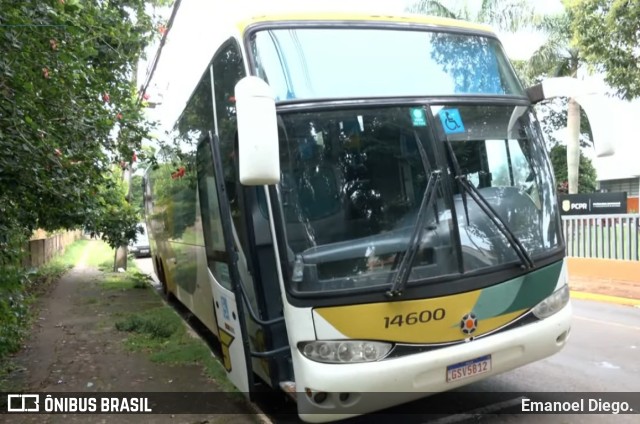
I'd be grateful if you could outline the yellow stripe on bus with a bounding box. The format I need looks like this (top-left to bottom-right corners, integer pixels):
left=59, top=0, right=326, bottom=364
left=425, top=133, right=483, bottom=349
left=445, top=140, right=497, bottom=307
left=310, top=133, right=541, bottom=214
left=315, top=291, right=452, bottom=344
left=237, top=13, right=494, bottom=35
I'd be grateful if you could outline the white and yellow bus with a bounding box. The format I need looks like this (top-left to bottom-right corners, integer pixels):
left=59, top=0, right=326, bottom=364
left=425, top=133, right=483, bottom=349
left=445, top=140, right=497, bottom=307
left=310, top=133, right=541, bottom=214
left=144, top=12, right=574, bottom=422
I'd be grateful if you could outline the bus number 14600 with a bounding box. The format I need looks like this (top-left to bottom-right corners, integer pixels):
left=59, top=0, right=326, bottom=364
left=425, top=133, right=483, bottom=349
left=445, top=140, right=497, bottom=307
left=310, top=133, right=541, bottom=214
left=383, top=308, right=446, bottom=328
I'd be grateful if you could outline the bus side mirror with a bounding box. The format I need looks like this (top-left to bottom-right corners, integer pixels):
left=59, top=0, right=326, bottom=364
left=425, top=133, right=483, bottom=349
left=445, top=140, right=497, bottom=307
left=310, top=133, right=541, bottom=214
left=235, top=76, right=280, bottom=185
left=527, top=77, right=615, bottom=158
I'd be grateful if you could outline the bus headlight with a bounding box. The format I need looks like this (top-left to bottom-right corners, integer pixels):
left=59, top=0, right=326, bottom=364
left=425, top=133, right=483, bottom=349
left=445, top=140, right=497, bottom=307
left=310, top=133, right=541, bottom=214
left=299, top=341, right=393, bottom=363
left=532, top=284, right=570, bottom=319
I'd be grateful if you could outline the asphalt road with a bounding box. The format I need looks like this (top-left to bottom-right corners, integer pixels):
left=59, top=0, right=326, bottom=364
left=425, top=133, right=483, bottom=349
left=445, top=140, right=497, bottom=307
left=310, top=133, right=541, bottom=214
left=135, top=257, right=640, bottom=423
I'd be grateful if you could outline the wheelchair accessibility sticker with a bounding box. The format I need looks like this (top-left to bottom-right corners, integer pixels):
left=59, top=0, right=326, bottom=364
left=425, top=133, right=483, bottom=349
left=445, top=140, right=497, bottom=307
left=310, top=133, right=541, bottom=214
left=439, top=108, right=465, bottom=134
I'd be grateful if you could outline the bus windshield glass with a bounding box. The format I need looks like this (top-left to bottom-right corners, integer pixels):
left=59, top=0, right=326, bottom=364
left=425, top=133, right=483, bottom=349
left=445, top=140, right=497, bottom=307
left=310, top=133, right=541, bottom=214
left=251, top=27, right=524, bottom=100
left=276, top=105, right=561, bottom=293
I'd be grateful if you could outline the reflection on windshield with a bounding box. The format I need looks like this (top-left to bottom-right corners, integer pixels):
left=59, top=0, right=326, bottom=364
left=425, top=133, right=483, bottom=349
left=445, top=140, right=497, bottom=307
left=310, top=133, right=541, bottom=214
left=432, top=105, right=560, bottom=272
left=252, top=28, right=524, bottom=101
left=278, top=105, right=561, bottom=293
left=279, top=108, right=458, bottom=291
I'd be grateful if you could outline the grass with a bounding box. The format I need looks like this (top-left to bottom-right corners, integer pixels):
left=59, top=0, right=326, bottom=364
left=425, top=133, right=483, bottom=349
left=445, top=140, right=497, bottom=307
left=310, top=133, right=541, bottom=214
left=101, top=271, right=149, bottom=291
left=79, top=239, right=143, bottom=275
left=84, top=240, right=117, bottom=270
left=115, top=307, right=237, bottom=393
left=48, top=239, right=89, bottom=269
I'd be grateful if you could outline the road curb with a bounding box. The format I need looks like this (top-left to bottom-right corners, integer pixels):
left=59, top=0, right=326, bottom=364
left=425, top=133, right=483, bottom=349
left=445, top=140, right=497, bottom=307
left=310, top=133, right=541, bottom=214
left=570, top=290, right=640, bottom=307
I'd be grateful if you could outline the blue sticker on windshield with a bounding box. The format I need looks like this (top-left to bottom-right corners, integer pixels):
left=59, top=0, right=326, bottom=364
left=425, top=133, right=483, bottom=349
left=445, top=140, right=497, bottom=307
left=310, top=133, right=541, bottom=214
left=410, top=108, right=427, bottom=127
left=439, top=108, right=465, bottom=134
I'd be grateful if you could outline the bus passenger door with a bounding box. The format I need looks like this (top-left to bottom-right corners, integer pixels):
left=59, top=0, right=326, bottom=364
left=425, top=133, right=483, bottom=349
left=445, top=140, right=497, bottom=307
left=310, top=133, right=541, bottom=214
left=196, top=134, right=253, bottom=395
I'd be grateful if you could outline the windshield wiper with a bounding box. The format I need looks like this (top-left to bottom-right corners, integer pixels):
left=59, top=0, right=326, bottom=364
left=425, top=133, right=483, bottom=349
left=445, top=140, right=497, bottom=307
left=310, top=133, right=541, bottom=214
left=386, top=170, right=441, bottom=298
left=386, top=130, right=442, bottom=298
left=442, top=139, right=534, bottom=270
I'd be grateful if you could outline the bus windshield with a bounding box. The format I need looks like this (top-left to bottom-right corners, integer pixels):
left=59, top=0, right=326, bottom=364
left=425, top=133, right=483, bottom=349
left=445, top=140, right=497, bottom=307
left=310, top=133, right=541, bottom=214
left=277, top=105, right=561, bottom=293
left=251, top=27, right=524, bottom=100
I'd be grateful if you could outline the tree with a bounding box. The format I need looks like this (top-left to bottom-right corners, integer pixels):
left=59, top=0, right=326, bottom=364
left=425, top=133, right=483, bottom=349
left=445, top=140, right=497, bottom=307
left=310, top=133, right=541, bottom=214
left=537, top=97, right=593, bottom=149
left=0, top=0, right=168, bottom=265
left=526, top=12, right=583, bottom=195
left=83, top=166, right=143, bottom=253
left=407, top=0, right=535, bottom=31
left=549, top=144, right=597, bottom=194
left=511, top=59, right=535, bottom=87
left=130, top=175, right=145, bottom=215
left=567, top=0, right=640, bottom=99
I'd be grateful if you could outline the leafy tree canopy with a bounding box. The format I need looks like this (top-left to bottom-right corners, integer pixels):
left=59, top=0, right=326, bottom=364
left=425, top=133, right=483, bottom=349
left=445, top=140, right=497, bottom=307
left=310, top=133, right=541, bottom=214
left=0, top=0, right=169, bottom=257
left=566, top=0, right=640, bottom=99
left=549, top=144, right=597, bottom=194
left=407, top=0, right=535, bottom=32
left=536, top=98, right=594, bottom=149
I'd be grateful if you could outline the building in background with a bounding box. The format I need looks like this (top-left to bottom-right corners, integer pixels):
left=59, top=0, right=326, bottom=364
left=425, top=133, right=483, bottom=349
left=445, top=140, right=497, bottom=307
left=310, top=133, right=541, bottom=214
left=587, top=81, right=640, bottom=213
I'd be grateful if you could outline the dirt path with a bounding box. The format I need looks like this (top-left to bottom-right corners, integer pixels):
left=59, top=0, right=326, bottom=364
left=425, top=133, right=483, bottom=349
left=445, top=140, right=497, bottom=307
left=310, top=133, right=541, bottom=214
left=2, top=242, right=262, bottom=424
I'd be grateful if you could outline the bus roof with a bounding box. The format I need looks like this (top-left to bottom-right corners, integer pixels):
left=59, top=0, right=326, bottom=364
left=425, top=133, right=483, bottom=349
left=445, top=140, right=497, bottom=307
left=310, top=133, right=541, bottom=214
left=237, top=12, right=494, bottom=35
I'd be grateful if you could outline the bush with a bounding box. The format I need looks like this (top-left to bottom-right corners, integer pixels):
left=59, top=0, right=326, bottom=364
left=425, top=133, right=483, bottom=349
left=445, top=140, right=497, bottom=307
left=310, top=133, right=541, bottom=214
left=0, top=264, right=67, bottom=359
left=115, top=308, right=180, bottom=340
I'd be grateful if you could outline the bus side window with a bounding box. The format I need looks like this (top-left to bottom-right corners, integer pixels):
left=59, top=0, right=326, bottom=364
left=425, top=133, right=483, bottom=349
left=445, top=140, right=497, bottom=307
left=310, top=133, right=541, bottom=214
left=212, top=39, right=248, bottom=254
left=197, top=140, right=232, bottom=290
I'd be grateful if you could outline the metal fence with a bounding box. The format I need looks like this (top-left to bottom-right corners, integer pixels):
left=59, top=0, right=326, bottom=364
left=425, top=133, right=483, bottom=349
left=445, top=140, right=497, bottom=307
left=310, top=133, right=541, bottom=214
left=562, top=214, right=640, bottom=261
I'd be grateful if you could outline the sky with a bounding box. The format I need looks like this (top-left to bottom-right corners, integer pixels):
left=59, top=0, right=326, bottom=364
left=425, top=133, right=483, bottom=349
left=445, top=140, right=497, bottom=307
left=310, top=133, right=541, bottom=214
left=139, top=0, right=565, bottom=127
left=138, top=0, right=640, bottom=183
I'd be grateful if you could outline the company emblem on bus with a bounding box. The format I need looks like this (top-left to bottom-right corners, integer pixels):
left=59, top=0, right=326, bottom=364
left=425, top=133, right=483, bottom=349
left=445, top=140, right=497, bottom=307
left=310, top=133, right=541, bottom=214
left=460, top=313, right=478, bottom=335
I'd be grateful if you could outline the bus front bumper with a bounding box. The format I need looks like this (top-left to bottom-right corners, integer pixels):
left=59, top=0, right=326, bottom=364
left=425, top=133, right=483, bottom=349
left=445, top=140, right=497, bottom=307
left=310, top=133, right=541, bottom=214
left=293, top=302, right=572, bottom=422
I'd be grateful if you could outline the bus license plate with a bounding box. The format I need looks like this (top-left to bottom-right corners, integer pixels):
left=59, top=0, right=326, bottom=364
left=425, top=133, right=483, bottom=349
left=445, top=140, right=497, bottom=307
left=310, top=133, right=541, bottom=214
left=446, top=355, right=492, bottom=382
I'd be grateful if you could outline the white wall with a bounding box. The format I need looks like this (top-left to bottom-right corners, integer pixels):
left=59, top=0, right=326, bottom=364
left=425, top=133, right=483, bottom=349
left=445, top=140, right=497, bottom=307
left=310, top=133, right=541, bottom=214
left=579, top=76, right=640, bottom=182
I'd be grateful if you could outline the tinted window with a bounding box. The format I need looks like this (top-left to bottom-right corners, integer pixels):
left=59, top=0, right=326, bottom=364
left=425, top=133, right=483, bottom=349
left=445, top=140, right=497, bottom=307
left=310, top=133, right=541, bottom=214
left=212, top=40, right=247, bottom=250
left=197, top=137, right=232, bottom=290
left=154, top=69, right=215, bottom=243
left=278, top=107, right=459, bottom=291
left=433, top=105, right=560, bottom=272
left=251, top=28, right=523, bottom=101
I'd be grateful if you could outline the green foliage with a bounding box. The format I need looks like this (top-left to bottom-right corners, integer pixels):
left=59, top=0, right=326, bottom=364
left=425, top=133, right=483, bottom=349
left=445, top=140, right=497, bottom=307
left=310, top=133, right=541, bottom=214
left=147, top=159, right=197, bottom=240
left=537, top=98, right=594, bottom=149
left=0, top=239, right=85, bottom=361
left=549, top=144, right=597, bottom=193
left=511, top=59, right=534, bottom=87
left=116, top=306, right=238, bottom=392
left=0, top=0, right=167, bottom=263
left=130, top=175, right=144, bottom=214
left=0, top=269, right=31, bottom=358
left=115, top=307, right=179, bottom=339
left=83, top=167, right=143, bottom=249
left=567, top=0, right=640, bottom=99
left=524, top=10, right=589, bottom=196
left=527, top=12, right=580, bottom=79
left=81, top=240, right=117, bottom=270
